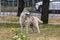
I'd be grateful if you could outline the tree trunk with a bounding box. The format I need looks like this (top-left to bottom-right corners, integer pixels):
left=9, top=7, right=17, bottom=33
left=41, top=0, right=49, bottom=24
left=17, top=0, right=25, bottom=17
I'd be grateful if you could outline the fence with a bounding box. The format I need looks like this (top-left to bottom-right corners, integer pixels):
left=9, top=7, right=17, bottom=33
left=0, top=0, right=41, bottom=16
left=0, top=0, right=60, bottom=24
left=0, top=0, right=60, bottom=16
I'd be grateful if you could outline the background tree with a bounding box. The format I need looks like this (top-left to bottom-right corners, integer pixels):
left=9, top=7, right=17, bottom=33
left=41, top=0, right=50, bottom=24
left=17, top=0, right=25, bottom=16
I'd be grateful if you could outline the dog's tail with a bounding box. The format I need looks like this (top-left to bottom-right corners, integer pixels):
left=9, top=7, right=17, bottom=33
left=38, top=18, right=43, bottom=23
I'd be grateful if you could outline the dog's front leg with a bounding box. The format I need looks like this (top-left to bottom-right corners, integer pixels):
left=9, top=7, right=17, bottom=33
left=25, top=18, right=29, bottom=34
left=20, top=23, right=24, bottom=34
left=26, top=23, right=28, bottom=34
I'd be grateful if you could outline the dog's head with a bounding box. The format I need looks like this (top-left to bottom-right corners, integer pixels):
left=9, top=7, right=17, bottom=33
left=25, top=12, right=30, bottom=17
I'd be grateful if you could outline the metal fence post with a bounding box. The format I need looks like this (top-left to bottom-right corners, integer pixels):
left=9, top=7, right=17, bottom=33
left=0, top=0, right=1, bottom=14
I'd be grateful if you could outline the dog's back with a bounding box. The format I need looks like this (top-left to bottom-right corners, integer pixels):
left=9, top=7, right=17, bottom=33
left=29, top=16, right=43, bottom=23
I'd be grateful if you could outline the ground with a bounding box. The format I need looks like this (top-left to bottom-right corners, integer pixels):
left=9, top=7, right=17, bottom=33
left=0, top=16, right=60, bottom=40
left=0, top=24, right=60, bottom=40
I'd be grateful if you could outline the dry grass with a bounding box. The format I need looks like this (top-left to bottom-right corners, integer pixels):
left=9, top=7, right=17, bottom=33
left=0, top=28, right=14, bottom=40
left=0, top=16, right=60, bottom=23
left=0, top=16, right=19, bottom=22
left=49, top=17, right=60, bottom=23
left=29, top=28, right=60, bottom=40
left=0, top=27, right=60, bottom=40
left=0, top=16, right=60, bottom=40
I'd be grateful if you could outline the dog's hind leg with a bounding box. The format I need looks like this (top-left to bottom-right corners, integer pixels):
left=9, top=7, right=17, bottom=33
left=31, top=27, right=34, bottom=32
left=25, top=19, right=29, bottom=34
left=35, top=22, right=40, bottom=33
left=30, top=23, right=34, bottom=32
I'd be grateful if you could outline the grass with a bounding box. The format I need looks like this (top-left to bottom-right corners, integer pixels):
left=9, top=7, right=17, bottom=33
left=0, top=24, right=60, bottom=40
left=1, top=6, right=17, bottom=12
left=0, top=16, right=19, bottom=22
left=0, top=16, right=60, bottom=40
left=49, top=17, right=60, bottom=23
left=0, top=16, right=60, bottom=23
left=1, top=7, right=36, bottom=12
left=0, top=23, right=20, bottom=28
left=0, top=23, right=60, bottom=28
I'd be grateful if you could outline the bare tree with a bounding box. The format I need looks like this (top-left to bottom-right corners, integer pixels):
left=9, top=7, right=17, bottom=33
left=41, top=0, right=50, bottom=24
left=17, top=0, right=25, bottom=16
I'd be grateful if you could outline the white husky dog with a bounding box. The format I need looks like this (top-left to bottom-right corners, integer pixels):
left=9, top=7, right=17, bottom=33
left=20, top=9, right=43, bottom=33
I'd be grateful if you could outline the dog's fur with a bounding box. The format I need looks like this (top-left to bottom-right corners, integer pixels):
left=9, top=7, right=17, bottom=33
left=20, top=10, right=43, bottom=33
